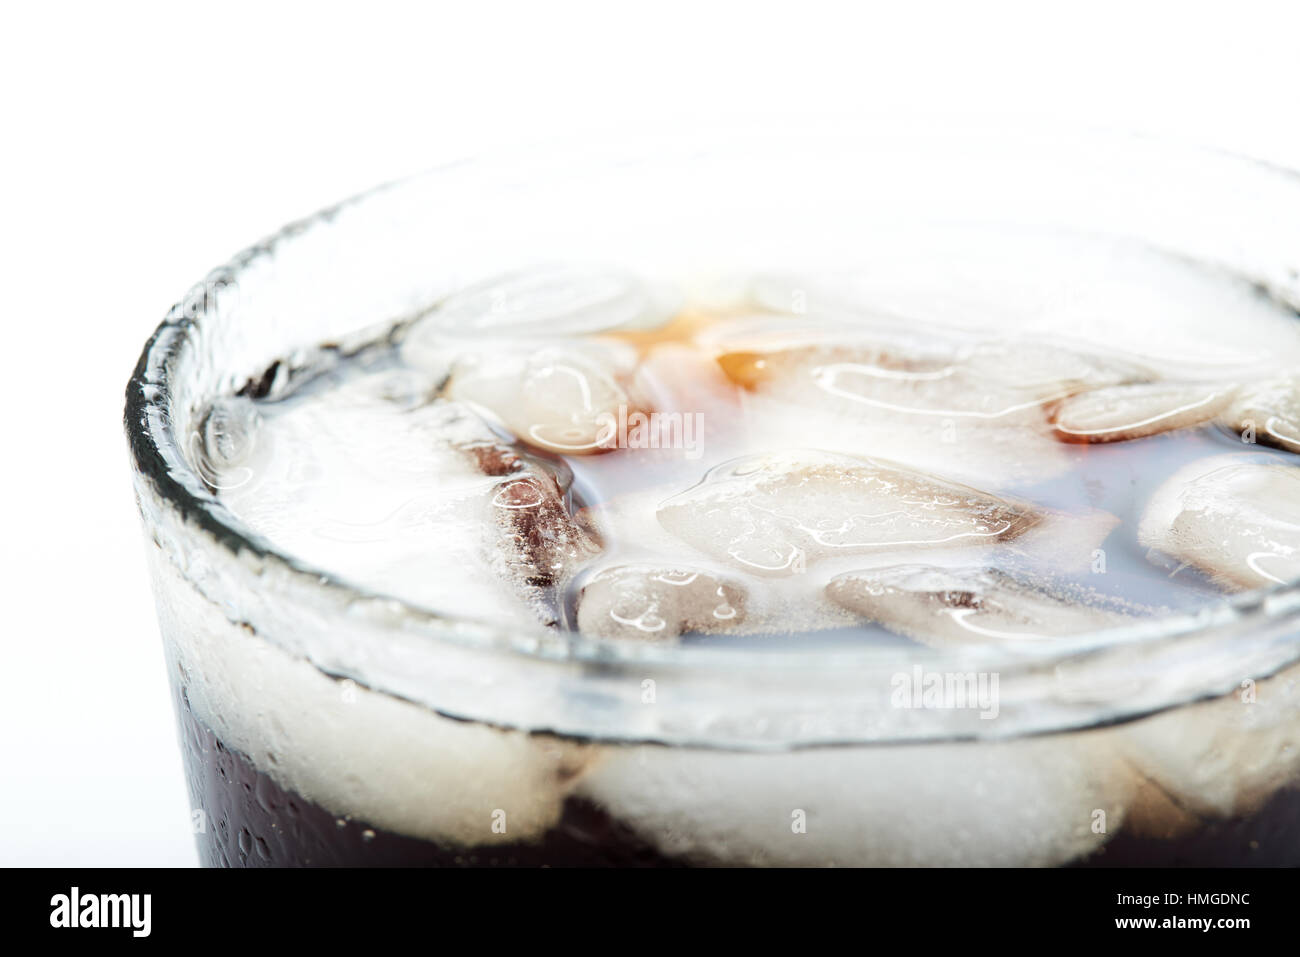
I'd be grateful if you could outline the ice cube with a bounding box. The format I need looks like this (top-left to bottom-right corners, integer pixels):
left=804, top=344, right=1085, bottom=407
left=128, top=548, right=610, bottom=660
left=696, top=319, right=1101, bottom=486
left=1218, top=373, right=1300, bottom=454
left=656, top=450, right=1042, bottom=577
left=575, top=564, right=746, bottom=641
left=957, top=339, right=1146, bottom=403
left=1117, top=663, right=1300, bottom=823
left=825, top=565, right=1127, bottom=648
left=446, top=341, right=644, bottom=455
left=156, top=546, right=594, bottom=848
left=451, top=428, right=602, bottom=611
left=715, top=330, right=1140, bottom=425
left=488, top=469, right=600, bottom=585
left=1139, top=456, right=1300, bottom=589
left=402, top=264, right=678, bottom=370
left=744, top=234, right=1300, bottom=378
left=576, top=489, right=861, bottom=636
left=1050, top=382, right=1236, bottom=443
left=215, top=392, right=598, bottom=627
left=578, top=733, right=1134, bottom=866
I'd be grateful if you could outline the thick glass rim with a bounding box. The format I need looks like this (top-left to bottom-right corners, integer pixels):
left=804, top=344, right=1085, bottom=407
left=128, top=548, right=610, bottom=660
left=124, top=124, right=1300, bottom=746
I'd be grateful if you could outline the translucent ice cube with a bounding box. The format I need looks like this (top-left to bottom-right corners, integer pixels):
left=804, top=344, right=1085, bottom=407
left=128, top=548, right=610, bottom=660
left=744, top=234, right=1300, bottom=376
left=1218, top=373, right=1300, bottom=455
left=215, top=390, right=599, bottom=626
left=579, top=733, right=1133, bottom=866
left=698, top=319, right=1106, bottom=486
left=403, top=264, right=678, bottom=370
left=825, top=565, right=1126, bottom=648
left=1050, top=382, right=1236, bottom=443
left=575, top=564, right=746, bottom=641
left=469, top=441, right=602, bottom=602
left=446, top=341, right=644, bottom=455
left=1139, top=456, right=1300, bottom=589
left=715, top=330, right=1141, bottom=426
left=1118, top=663, right=1300, bottom=825
left=656, top=450, right=1042, bottom=577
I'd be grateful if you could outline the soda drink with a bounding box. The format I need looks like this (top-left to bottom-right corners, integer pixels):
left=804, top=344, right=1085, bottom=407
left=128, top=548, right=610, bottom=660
left=126, top=130, right=1300, bottom=866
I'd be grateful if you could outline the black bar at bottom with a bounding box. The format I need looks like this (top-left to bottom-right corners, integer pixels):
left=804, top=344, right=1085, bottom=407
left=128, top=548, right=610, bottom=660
left=10, top=866, right=1283, bottom=942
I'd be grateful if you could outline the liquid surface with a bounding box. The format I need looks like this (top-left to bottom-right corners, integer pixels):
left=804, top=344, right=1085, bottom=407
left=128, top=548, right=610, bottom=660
left=200, top=239, right=1300, bottom=652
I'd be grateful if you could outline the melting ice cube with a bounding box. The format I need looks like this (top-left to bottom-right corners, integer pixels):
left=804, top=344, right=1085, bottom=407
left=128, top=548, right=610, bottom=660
left=1050, top=382, right=1237, bottom=444
left=1218, top=373, right=1300, bottom=455
left=1140, top=456, right=1300, bottom=589
left=578, top=733, right=1133, bottom=866
left=1118, top=662, right=1300, bottom=826
left=446, top=341, right=645, bottom=455
left=699, top=318, right=1141, bottom=486
left=403, top=264, right=678, bottom=367
left=456, top=428, right=603, bottom=608
left=825, top=564, right=1126, bottom=648
left=656, top=450, right=1042, bottom=577
left=575, top=564, right=746, bottom=641
left=715, top=326, right=1141, bottom=426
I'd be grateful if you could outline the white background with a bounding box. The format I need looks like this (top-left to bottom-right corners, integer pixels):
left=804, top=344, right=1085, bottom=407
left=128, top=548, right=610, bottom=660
left=2, top=1, right=1299, bottom=866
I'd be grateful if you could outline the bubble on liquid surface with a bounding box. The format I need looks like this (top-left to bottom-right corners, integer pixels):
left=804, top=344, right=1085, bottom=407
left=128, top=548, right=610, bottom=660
left=655, top=450, right=1042, bottom=577
left=1050, top=382, right=1237, bottom=444
left=1140, top=456, right=1300, bottom=590
left=825, top=564, right=1127, bottom=648
left=575, top=564, right=746, bottom=641
left=1218, top=373, right=1300, bottom=455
